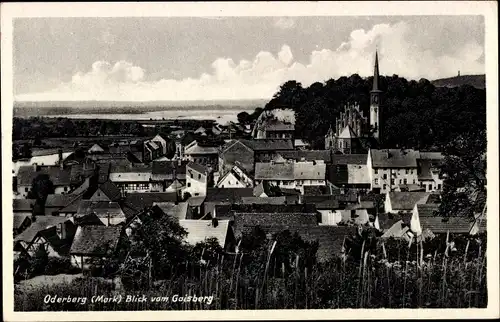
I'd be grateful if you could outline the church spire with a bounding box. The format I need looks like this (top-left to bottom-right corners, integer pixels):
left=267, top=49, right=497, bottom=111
left=372, top=50, right=380, bottom=91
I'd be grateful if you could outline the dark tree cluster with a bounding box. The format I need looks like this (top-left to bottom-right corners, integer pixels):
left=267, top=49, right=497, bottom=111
left=13, top=117, right=146, bottom=140
left=267, top=75, right=486, bottom=151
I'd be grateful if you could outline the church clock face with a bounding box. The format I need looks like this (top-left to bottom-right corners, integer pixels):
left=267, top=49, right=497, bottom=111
left=372, top=94, right=378, bottom=104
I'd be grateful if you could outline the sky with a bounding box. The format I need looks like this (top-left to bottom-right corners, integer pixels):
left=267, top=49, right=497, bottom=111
left=13, top=15, right=485, bottom=101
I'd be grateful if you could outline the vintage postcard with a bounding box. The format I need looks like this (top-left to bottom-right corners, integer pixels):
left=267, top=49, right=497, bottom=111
left=1, top=1, right=499, bottom=321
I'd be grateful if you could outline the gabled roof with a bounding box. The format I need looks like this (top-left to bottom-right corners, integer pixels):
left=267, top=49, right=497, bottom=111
left=178, top=219, right=230, bottom=247
left=388, top=192, right=430, bottom=211
left=59, top=195, right=84, bottom=214
left=338, top=125, right=358, bottom=139
left=376, top=213, right=406, bottom=231
left=13, top=199, right=35, bottom=212
left=14, top=214, right=31, bottom=230
left=95, top=181, right=122, bottom=201
left=71, top=177, right=91, bottom=196
left=184, top=142, right=218, bottom=155
left=70, top=225, right=123, bottom=256
left=263, top=122, right=295, bottom=131
left=17, top=165, right=72, bottom=186
left=153, top=202, right=189, bottom=220
left=88, top=144, right=105, bottom=153
left=76, top=201, right=126, bottom=218
left=14, top=216, right=70, bottom=244
left=45, top=194, right=80, bottom=209
left=419, top=215, right=474, bottom=234
left=370, top=149, right=419, bottom=168
left=416, top=203, right=440, bottom=217
left=109, top=164, right=152, bottom=174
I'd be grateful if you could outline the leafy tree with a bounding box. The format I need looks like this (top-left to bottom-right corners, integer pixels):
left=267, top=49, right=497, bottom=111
left=438, top=128, right=486, bottom=219
left=124, top=206, right=192, bottom=280
left=237, top=111, right=251, bottom=125
left=27, top=174, right=54, bottom=215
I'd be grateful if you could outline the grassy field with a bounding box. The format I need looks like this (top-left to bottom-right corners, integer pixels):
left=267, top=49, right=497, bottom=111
left=14, top=237, right=487, bottom=311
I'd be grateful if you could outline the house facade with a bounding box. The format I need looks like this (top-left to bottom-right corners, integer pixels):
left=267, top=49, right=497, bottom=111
left=185, top=162, right=211, bottom=197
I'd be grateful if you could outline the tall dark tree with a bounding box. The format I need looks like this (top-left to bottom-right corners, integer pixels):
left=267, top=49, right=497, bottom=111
left=27, top=174, right=55, bottom=216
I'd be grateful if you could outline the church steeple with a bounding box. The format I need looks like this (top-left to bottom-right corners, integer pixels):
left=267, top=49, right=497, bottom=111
left=372, top=50, right=380, bottom=91
left=370, top=50, right=382, bottom=140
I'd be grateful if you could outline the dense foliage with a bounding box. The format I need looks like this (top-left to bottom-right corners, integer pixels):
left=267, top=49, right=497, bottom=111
left=266, top=75, right=486, bottom=151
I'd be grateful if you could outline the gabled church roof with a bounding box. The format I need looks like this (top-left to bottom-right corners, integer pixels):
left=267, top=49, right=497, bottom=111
left=338, top=125, right=358, bottom=139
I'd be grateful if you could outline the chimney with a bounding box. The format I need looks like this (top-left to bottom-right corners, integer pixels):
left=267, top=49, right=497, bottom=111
left=212, top=217, right=219, bottom=228
left=33, top=163, right=39, bottom=172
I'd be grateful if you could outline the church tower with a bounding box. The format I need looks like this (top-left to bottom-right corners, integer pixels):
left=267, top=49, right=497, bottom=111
left=370, top=50, right=382, bottom=140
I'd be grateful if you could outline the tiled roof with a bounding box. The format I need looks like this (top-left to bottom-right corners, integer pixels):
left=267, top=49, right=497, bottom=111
left=70, top=225, right=122, bottom=256
left=416, top=204, right=440, bottom=217
left=278, top=150, right=332, bottom=162
left=14, top=214, right=31, bottom=229
left=255, top=162, right=294, bottom=180
left=184, top=143, right=218, bottom=155
left=302, top=195, right=340, bottom=209
left=381, top=220, right=410, bottom=239
left=96, top=181, right=122, bottom=201
left=76, top=201, right=126, bottom=218
left=240, top=197, right=287, bottom=205
left=31, top=148, right=73, bottom=157
left=152, top=160, right=187, bottom=175
left=205, top=188, right=254, bottom=203
left=240, top=139, right=294, bottom=151
left=299, top=226, right=357, bottom=262
left=178, top=219, right=230, bottom=247
left=294, top=162, right=326, bottom=180
left=122, top=192, right=179, bottom=212
left=153, top=202, right=189, bottom=220
left=419, top=215, right=474, bottom=234
left=376, top=213, right=405, bottom=231
left=58, top=196, right=83, bottom=213
left=110, top=164, right=152, bottom=174
left=14, top=216, right=70, bottom=244
left=233, top=212, right=319, bottom=238
left=70, top=163, right=97, bottom=184
left=17, top=165, right=71, bottom=186
left=331, top=154, right=367, bottom=165
left=71, top=177, right=91, bottom=196
left=370, top=149, right=419, bottom=168
left=45, top=194, right=80, bottom=208
left=388, top=192, right=430, bottom=211
left=13, top=199, right=35, bottom=212
left=187, top=162, right=210, bottom=175
left=187, top=196, right=206, bottom=207
left=88, top=144, right=105, bottom=153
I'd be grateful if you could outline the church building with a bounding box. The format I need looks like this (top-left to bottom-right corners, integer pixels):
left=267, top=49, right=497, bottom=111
left=325, top=50, right=382, bottom=154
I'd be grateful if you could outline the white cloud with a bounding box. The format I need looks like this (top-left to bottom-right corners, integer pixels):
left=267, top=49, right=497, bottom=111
left=274, top=17, right=295, bottom=30
left=16, top=21, right=485, bottom=102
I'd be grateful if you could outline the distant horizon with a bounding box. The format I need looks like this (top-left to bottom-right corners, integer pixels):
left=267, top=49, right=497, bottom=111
left=14, top=73, right=485, bottom=105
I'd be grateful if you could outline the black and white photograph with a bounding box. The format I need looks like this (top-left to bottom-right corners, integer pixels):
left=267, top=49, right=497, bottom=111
left=1, top=1, right=498, bottom=320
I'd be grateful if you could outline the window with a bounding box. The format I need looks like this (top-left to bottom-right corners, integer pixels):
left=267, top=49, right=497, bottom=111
left=374, top=169, right=378, bottom=174
left=383, top=174, right=387, bottom=180
left=190, top=173, right=194, bottom=179
left=25, top=187, right=29, bottom=192
left=383, top=184, right=387, bottom=190
left=391, top=179, right=395, bottom=185
left=400, top=179, right=403, bottom=184
left=64, top=187, right=68, bottom=192
left=187, top=183, right=191, bottom=187
left=198, top=174, right=201, bottom=180
left=405, top=169, right=409, bottom=174
left=374, top=179, right=379, bottom=185
left=437, top=184, right=442, bottom=190
left=404, top=179, right=407, bottom=185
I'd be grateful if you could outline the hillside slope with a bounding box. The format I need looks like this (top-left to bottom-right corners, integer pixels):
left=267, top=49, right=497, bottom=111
left=432, top=74, right=485, bottom=89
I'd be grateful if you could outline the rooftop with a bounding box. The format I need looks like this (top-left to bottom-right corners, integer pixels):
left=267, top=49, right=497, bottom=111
left=70, top=225, right=123, bottom=256
left=370, top=149, right=419, bottom=168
